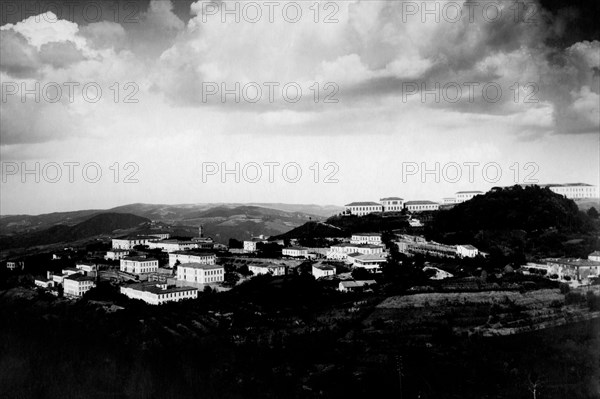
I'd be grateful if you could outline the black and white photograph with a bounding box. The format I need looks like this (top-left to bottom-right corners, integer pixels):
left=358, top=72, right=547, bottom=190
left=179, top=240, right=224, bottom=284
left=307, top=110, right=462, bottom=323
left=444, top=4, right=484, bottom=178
left=0, top=0, right=599, bottom=397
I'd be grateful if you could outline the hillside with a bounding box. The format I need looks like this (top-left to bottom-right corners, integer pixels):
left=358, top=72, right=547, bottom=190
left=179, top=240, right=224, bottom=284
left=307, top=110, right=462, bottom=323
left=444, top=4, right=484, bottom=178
left=427, top=185, right=599, bottom=260
left=0, top=213, right=150, bottom=250
left=274, top=213, right=411, bottom=240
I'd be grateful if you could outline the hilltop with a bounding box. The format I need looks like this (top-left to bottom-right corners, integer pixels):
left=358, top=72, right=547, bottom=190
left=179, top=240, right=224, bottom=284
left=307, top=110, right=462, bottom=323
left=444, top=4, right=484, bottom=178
left=0, top=213, right=150, bottom=250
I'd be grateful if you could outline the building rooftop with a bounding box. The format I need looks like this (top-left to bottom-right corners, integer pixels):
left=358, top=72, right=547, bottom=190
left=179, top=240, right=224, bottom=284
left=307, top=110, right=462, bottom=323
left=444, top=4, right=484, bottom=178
left=589, top=251, right=600, bottom=257
left=171, top=250, right=216, bottom=256
left=458, top=244, right=478, bottom=250
left=178, top=262, right=223, bottom=270
left=404, top=200, right=439, bottom=205
left=354, top=254, right=388, bottom=262
left=345, top=202, right=382, bottom=206
left=123, top=256, right=158, bottom=262
left=380, top=197, right=404, bottom=201
left=353, top=233, right=381, bottom=237
left=456, top=191, right=484, bottom=194
left=65, top=274, right=95, bottom=282
left=124, top=282, right=198, bottom=295
left=284, top=247, right=309, bottom=251
left=340, top=280, right=377, bottom=288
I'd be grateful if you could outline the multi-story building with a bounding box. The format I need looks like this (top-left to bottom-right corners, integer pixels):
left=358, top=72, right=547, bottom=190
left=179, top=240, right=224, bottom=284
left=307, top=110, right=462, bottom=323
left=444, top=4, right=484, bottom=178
left=404, top=200, right=440, bottom=212
left=76, top=262, right=97, bottom=276
left=177, top=263, right=225, bottom=284
left=344, top=202, right=383, bottom=216
left=546, top=183, right=598, bottom=199
left=380, top=197, right=404, bottom=212
left=112, top=236, right=159, bottom=250
left=120, top=282, right=198, bottom=305
left=456, top=245, right=479, bottom=258
left=169, top=251, right=216, bottom=267
left=327, top=243, right=385, bottom=260
left=120, top=256, right=159, bottom=274
left=545, top=258, right=600, bottom=285
left=455, top=191, right=483, bottom=203
left=64, top=274, right=96, bottom=297
left=105, top=249, right=130, bottom=260
left=248, top=264, right=286, bottom=276
left=282, top=247, right=309, bottom=258
left=350, top=233, right=382, bottom=245
left=147, top=240, right=199, bottom=253
left=351, top=253, right=387, bottom=272
left=312, top=265, right=336, bottom=279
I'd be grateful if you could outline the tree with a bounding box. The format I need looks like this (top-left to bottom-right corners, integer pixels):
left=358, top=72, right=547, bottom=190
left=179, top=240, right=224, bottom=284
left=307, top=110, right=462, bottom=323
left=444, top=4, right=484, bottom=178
left=228, top=238, right=243, bottom=249
left=588, top=207, right=599, bottom=219
left=351, top=267, right=371, bottom=280
left=224, top=271, right=240, bottom=287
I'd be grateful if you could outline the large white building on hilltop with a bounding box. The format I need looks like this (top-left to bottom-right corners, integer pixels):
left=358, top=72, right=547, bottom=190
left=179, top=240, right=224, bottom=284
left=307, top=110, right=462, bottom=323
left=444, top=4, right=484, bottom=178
left=404, top=200, right=440, bottom=212
left=545, top=183, right=598, bottom=199
left=455, top=191, right=484, bottom=203
left=344, top=202, right=383, bottom=216
left=169, top=251, right=216, bottom=267
left=177, top=263, right=225, bottom=284
left=121, top=282, right=197, bottom=305
left=380, top=197, right=404, bottom=212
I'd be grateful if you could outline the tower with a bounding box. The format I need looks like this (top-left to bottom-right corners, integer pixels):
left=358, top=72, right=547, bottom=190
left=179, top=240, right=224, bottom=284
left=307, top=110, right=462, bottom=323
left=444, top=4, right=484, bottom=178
left=199, top=225, right=204, bottom=238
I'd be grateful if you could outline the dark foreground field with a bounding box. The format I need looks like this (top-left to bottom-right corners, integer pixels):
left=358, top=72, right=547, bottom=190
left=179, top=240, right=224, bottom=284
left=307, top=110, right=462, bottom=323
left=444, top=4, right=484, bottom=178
left=0, top=286, right=598, bottom=399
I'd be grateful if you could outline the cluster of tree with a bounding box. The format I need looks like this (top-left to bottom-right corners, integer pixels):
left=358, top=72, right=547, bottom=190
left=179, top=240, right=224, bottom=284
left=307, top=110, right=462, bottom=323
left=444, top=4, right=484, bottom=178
left=427, top=185, right=599, bottom=261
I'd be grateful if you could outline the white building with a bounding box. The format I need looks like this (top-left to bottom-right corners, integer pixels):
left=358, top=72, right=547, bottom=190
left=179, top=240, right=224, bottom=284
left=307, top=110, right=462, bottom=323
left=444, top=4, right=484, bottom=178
left=351, top=253, right=387, bottom=272
left=76, top=262, right=97, bottom=276
left=105, top=249, right=130, bottom=260
left=408, top=219, right=423, bottom=227
left=169, top=251, right=216, bottom=267
left=62, top=267, right=80, bottom=276
left=327, top=244, right=385, bottom=260
left=344, top=202, right=383, bottom=216
left=282, top=247, right=309, bottom=258
left=456, top=245, right=479, bottom=258
left=64, top=274, right=96, bottom=297
left=589, top=251, right=600, bottom=262
left=455, top=191, right=483, bottom=203
left=404, top=201, right=440, bottom=212
left=443, top=197, right=456, bottom=204
left=112, top=236, right=159, bottom=250
left=546, top=183, right=598, bottom=199
left=120, top=257, right=159, bottom=275
left=120, top=282, right=197, bottom=305
left=6, top=261, right=24, bottom=270
left=380, top=197, right=404, bottom=212
left=350, top=233, right=382, bottom=245
left=177, top=263, right=225, bottom=284
left=248, top=264, right=286, bottom=276
left=147, top=240, right=199, bottom=253
left=338, top=280, right=377, bottom=292
left=312, top=265, right=336, bottom=279
left=35, top=277, right=54, bottom=288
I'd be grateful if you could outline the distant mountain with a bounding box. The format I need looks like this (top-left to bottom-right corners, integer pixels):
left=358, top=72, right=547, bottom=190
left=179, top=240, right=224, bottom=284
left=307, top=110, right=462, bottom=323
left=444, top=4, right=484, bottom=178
left=0, top=203, right=331, bottom=247
left=248, top=203, right=343, bottom=217
left=0, top=213, right=150, bottom=250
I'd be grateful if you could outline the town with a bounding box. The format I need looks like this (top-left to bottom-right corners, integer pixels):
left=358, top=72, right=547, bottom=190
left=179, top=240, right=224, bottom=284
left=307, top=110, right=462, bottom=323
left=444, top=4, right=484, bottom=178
left=2, top=183, right=599, bottom=399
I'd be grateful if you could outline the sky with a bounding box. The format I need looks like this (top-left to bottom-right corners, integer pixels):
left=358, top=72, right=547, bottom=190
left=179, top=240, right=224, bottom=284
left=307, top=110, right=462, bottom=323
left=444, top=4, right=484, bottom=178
left=0, top=0, right=599, bottom=215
